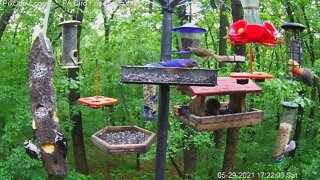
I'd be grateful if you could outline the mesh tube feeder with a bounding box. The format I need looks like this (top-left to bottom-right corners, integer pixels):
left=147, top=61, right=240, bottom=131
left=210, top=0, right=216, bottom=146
left=271, top=102, right=298, bottom=164
left=281, top=22, right=306, bottom=67
left=58, top=20, right=82, bottom=68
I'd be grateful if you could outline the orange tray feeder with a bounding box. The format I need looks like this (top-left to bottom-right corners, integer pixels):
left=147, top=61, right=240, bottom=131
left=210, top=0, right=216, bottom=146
left=230, top=44, right=273, bottom=81
left=78, top=59, right=117, bottom=108
left=78, top=96, right=118, bottom=107
left=230, top=72, right=273, bottom=79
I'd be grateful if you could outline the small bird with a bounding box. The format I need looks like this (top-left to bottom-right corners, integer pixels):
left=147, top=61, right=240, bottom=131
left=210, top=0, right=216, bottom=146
left=273, top=140, right=297, bottom=160
left=187, top=47, right=245, bottom=62
left=288, top=59, right=315, bottom=86
left=283, top=140, right=296, bottom=154
left=160, top=58, right=199, bottom=68
left=23, top=140, right=41, bottom=160
left=54, top=130, right=68, bottom=159
left=205, top=98, right=221, bottom=116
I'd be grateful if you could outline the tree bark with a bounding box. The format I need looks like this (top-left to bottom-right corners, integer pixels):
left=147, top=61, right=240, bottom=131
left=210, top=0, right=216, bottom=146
left=218, top=1, right=228, bottom=67
left=231, top=0, right=245, bottom=71
left=0, top=1, right=17, bottom=43
left=68, top=1, right=89, bottom=174
left=221, top=94, right=245, bottom=180
left=183, top=130, right=197, bottom=179
left=29, top=35, right=68, bottom=176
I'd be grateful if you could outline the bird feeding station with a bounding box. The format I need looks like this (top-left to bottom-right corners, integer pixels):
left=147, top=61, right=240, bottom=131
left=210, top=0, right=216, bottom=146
left=121, top=1, right=219, bottom=179
left=175, top=77, right=264, bottom=131
left=173, top=23, right=207, bottom=51
left=281, top=22, right=306, bottom=68
left=271, top=102, right=298, bottom=164
left=91, top=126, right=156, bottom=154
left=228, top=0, right=281, bottom=81
left=58, top=20, right=82, bottom=68
left=175, top=77, right=263, bottom=175
left=78, top=59, right=118, bottom=108
left=121, top=22, right=217, bottom=86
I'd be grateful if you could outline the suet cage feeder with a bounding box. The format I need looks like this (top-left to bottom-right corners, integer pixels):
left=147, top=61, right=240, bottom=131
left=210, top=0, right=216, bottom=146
left=173, top=23, right=207, bottom=51
left=281, top=22, right=306, bottom=67
left=58, top=20, right=82, bottom=68
left=271, top=102, right=298, bottom=163
left=91, top=126, right=156, bottom=154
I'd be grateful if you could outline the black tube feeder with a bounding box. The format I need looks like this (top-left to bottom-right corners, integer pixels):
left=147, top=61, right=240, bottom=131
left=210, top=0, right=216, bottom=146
left=281, top=22, right=306, bottom=67
left=58, top=20, right=82, bottom=68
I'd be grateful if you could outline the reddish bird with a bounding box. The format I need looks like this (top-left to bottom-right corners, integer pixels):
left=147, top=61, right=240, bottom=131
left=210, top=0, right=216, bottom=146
left=288, top=59, right=315, bottom=86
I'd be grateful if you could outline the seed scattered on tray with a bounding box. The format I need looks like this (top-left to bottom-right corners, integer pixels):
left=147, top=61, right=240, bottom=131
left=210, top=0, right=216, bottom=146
left=98, top=130, right=150, bottom=145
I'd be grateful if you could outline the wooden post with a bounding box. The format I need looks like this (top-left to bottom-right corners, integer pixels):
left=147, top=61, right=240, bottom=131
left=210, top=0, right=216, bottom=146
left=29, top=35, right=68, bottom=176
left=221, top=94, right=245, bottom=179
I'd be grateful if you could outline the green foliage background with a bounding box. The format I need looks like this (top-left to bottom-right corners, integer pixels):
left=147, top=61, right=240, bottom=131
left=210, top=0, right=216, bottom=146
left=0, top=0, right=319, bottom=179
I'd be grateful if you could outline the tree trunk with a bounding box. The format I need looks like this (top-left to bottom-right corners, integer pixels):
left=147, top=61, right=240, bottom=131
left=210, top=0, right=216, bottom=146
left=218, top=1, right=228, bottom=68
left=231, top=0, right=245, bottom=71
left=183, top=129, right=197, bottom=179
left=68, top=1, right=89, bottom=174
left=0, top=1, right=17, bottom=43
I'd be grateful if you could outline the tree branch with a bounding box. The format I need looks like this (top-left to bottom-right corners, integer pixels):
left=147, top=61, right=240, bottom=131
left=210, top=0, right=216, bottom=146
left=52, top=0, right=75, bottom=16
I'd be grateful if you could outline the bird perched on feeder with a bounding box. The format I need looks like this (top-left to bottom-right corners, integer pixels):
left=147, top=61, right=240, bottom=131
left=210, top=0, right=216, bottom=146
left=187, top=47, right=245, bottom=62
left=273, top=140, right=296, bottom=160
left=54, top=130, right=68, bottom=159
left=287, top=59, right=315, bottom=86
left=205, top=98, right=221, bottom=116
left=160, top=58, right=199, bottom=68
left=23, top=140, right=41, bottom=160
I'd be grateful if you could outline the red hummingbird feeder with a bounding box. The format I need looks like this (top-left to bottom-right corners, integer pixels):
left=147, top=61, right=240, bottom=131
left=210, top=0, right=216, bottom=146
left=228, top=0, right=282, bottom=47
left=228, top=0, right=280, bottom=81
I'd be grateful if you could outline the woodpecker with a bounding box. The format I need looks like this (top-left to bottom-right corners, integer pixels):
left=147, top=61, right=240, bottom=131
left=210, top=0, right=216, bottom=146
left=54, top=130, right=68, bottom=159
left=23, top=140, right=41, bottom=160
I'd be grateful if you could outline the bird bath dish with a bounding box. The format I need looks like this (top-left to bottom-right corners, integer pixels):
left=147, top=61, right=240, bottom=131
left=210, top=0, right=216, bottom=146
left=91, top=126, right=156, bottom=154
left=121, top=66, right=218, bottom=86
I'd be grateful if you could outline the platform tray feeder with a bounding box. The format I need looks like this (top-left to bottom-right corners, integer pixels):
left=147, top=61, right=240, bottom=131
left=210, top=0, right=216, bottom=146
left=121, top=66, right=218, bottom=86
left=174, top=104, right=263, bottom=131
left=91, top=126, right=156, bottom=154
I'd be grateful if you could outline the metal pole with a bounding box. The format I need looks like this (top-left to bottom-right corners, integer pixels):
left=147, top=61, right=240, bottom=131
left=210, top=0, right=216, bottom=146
left=155, top=3, right=173, bottom=180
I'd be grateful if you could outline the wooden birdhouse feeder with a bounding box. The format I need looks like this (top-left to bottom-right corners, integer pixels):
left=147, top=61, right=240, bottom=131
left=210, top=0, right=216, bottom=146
left=58, top=20, right=82, bottom=68
left=175, top=77, right=264, bottom=131
left=173, top=23, right=207, bottom=51
left=91, top=126, right=156, bottom=154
